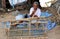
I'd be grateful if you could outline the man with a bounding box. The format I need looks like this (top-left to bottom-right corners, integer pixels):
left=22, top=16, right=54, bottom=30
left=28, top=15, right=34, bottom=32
left=29, top=2, right=41, bottom=17
left=16, top=2, right=41, bottom=19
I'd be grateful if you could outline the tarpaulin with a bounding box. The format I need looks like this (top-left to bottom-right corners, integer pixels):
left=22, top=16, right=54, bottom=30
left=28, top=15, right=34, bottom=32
left=9, top=0, right=27, bottom=8
left=41, top=12, right=52, bottom=17
left=47, top=20, right=56, bottom=30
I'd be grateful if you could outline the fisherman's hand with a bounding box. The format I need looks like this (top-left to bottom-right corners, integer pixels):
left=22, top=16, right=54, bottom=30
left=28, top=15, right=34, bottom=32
left=34, top=15, right=38, bottom=17
left=32, top=9, right=37, bottom=13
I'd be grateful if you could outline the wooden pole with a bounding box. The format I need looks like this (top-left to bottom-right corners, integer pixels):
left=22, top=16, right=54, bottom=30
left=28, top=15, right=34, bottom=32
left=2, top=0, right=6, bottom=8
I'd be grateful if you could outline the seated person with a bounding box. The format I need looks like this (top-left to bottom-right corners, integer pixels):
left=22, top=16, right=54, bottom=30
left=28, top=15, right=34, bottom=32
left=29, top=2, right=41, bottom=17
left=16, top=2, right=41, bottom=22
left=16, top=2, right=41, bottom=19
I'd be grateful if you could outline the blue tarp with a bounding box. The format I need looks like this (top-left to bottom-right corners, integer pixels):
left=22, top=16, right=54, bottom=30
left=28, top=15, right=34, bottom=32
left=15, top=12, right=56, bottom=30
left=47, top=20, right=56, bottom=30
left=15, top=14, right=24, bottom=20
left=41, top=12, right=52, bottom=17
left=41, top=12, right=56, bottom=30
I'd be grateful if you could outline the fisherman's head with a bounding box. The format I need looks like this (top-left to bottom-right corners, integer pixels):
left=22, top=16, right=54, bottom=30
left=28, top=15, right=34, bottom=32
left=33, top=2, right=39, bottom=10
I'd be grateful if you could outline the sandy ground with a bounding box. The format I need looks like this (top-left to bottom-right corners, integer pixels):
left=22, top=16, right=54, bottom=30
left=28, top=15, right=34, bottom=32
left=0, top=9, right=60, bottom=39
left=0, top=24, right=60, bottom=39
left=48, top=25, right=60, bottom=39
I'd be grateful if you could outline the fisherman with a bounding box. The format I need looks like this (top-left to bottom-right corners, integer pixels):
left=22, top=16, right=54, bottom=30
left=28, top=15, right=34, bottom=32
left=16, top=2, right=41, bottom=19
left=29, top=2, right=41, bottom=17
